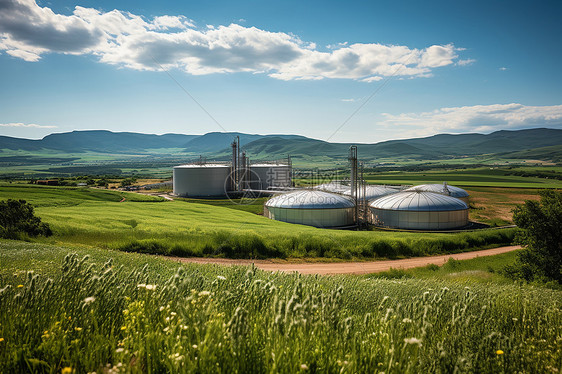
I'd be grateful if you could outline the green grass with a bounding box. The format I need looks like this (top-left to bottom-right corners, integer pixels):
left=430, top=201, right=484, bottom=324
left=0, top=184, right=517, bottom=260
left=0, top=240, right=560, bottom=373
left=370, top=250, right=519, bottom=284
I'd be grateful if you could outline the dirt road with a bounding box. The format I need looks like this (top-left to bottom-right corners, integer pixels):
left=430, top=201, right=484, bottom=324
left=171, top=245, right=521, bottom=275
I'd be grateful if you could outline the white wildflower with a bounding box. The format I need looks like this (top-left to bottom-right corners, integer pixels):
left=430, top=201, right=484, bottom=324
left=300, top=363, right=309, bottom=370
left=145, top=284, right=156, bottom=291
left=115, top=348, right=124, bottom=353
left=137, top=283, right=146, bottom=289
left=83, top=296, right=96, bottom=304
left=402, top=318, right=412, bottom=323
left=198, top=291, right=210, bottom=297
left=404, top=337, right=422, bottom=347
left=217, top=275, right=227, bottom=281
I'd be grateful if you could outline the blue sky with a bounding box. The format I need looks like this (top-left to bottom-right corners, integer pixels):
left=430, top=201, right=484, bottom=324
left=0, top=0, right=561, bottom=143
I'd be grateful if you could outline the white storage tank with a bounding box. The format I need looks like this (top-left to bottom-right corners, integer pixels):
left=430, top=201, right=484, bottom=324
left=314, top=182, right=351, bottom=194
left=343, top=185, right=399, bottom=201
left=265, top=190, right=355, bottom=228
left=173, top=164, right=231, bottom=197
left=369, top=191, right=469, bottom=230
left=249, top=164, right=291, bottom=189
left=405, top=183, right=469, bottom=203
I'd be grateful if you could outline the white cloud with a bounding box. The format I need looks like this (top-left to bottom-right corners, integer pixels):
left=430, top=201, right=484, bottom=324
left=499, top=67, right=508, bottom=71
left=457, top=58, right=475, bottom=66
left=0, top=0, right=465, bottom=81
left=0, top=122, right=57, bottom=128
left=341, top=98, right=357, bottom=102
left=380, top=104, right=562, bottom=137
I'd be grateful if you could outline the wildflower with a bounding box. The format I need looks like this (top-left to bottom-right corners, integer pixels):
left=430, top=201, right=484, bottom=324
left=404, top=337, right=422, bottom=347
left=300, top=364, right=309, bottom=370
left=83, top=297, right=95, bottom=304
left=159, top=306, right=165, bottom=311
left=61, top=367, right=73, bottom=374
left=120, top=326, right=126, bottom=331
left=192, top=344, right=198, bottom=349
left=496, top=350, right=504, bottom=355
left=17, top=285, right=23, bottom=288
left=137, top=283, right=146, bottom=289
left=0, top=338, right=4, bottom=342
left=74, top=327, right=83, bottom=332
left=115, top=348, right=124, bottom=353
left=217, top=275, right=226, bottom=281
left=198, top=291, right=210, bottom=297
left=402, top=318, right=412, bottom=323
left=145, top=284, right=156, bottom=291
left=171, top=312, right=177, bottom=316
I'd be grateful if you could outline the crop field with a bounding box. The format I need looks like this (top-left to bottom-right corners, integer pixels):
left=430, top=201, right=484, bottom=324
left=362, top=167, right=562, bottom=188
left=0, top=240, right=560, bottom=373
left=0, top=184, right=517, bottom=260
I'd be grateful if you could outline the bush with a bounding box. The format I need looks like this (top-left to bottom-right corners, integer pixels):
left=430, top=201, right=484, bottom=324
left=0, top=199, right=52, bottom=239
left=504, top=190, right=562, bottom=284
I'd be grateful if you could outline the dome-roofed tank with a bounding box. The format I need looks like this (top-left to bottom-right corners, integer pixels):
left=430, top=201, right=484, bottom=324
left=314, top=182, right=351, bottom=194
left=265, top=190, right=355, bottom=228
left=405, top=182, right=469, bottom=202
left=173, top=164, right=230, bottom=197
left=369, top=191, right=468, bottom=230
left=343, top=185, right=399, bottom=201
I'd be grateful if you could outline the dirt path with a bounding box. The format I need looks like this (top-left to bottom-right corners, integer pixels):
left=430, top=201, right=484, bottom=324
left=170, top=245, right=521, bottom=275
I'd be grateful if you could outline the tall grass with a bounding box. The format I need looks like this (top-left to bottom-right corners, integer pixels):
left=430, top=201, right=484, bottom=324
left=0, top=242, right=560, bottom=373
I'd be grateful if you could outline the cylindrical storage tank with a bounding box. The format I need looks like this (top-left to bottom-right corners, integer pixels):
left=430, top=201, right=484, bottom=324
left=369, top=191, right=469, bottom=230
left=249, top=164, right=291, bottom=189
left=343, top=185, right=398, bottom=201
left=173, top=164, right=231, bottom=197
left=405, top=183, right=469, bottom=203
left=265, top=190, right=355, bottom=228
left=314, top=182, right=350, bottom=194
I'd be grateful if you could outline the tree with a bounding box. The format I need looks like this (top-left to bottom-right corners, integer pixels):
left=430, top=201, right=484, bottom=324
left=507, top=190, right=562, bottom=283
left=0, top=199, right=53, bottom=239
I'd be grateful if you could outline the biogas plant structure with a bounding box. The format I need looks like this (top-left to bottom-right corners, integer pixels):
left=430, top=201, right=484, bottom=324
left=173, top=140, right=471, bottom=232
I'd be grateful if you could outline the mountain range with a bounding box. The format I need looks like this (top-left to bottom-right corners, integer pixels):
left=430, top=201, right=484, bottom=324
left=1, top=128, right=561, bottom=162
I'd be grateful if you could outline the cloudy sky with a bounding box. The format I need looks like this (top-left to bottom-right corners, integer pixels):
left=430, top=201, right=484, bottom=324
left=1, top=0, right=561, bottom=142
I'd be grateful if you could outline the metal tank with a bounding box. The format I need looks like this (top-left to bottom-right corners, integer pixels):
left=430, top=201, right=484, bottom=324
left=249, top=164, right=291, bottom=190
left=405, top=183, right=469, bottom=203
left=343, top=185, right=399, bottom=202
left=173, top=164, right=231, bottom=197
left=265, top=190, right=355, bottom=228
left=369, top=191, right=469, bottom=230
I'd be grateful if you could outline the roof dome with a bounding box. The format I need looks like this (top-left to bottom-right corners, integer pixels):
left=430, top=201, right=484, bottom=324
left=370, top=191, right=468, bottom=211
left=265, top=190, right=355, bottom=209
left=405, top=183, right=469, bottom=198
left=343, top=185, right=398, bottom=201
left=314, top=182, right=351, bottom=194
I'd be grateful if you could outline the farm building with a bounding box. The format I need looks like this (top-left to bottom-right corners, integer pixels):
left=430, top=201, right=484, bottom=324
left=369, top=191, right=469, bottom=230
left=405, top=183, right=469, bottom=202
left=265, top=190, right=355, bottom=228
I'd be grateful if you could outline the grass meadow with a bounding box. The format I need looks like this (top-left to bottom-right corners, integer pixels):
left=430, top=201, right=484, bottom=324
left=0, top=240, right=560, bottom=373
left=0, top=184, right=517, bottom=260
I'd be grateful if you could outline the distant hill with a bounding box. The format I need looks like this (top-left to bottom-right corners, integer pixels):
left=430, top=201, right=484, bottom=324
left=182, top=132, right=307, bottom=153
left=0, top=130, right=197, bottom=154
left=0, top=128, right=560, bottom=162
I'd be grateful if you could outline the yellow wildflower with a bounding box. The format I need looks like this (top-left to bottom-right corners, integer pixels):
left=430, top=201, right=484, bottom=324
left=61, top=367, right=73, bottom=374
left=74, top=327, right=82, bottom=332
left=496, top=350, right=504, bottom=355
left=0, top=338, right=4, bottom=342
left=17, top=285, right=23, bottom=288
left=120, top=326, right=127, bottom=330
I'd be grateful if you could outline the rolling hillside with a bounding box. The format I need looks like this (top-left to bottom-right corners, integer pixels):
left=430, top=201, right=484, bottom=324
left=0, top=128, right=560, bottom=163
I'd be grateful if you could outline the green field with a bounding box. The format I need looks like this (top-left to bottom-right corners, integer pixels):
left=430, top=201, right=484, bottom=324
left=363, top=167, right=562, bottom=188
left=1, top=240, right=560, bottom=373
left=0, top=184, right=517, bottom=260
